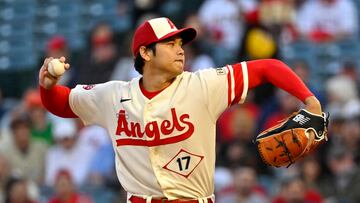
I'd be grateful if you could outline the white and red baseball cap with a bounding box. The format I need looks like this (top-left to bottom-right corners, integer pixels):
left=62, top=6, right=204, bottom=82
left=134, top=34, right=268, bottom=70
left=132, top=17, right=197, bottom=56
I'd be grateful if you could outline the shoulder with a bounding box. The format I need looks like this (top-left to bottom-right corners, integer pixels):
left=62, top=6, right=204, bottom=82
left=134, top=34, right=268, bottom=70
left=71, top=80, right=131, bottom=94
left=192, top=67, right=231, bottom=78
left=85, top=80, right=130, bottom=89
left=184, top=68, right=222, bottom=77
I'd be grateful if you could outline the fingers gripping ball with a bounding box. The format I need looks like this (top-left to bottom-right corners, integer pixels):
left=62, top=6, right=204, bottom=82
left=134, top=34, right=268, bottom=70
left=48, top=59, right=65, bottom=77
left=255, top=109, right=329, bottom=167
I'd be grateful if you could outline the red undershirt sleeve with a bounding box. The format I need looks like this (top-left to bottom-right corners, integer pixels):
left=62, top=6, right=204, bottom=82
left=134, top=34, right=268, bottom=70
left=246, top=59, right=313, bottom=102
left=40, top=85, right=78, bottom=118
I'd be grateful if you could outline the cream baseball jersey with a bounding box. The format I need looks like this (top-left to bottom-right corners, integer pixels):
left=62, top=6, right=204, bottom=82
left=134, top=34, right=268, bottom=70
left=69, top=62, right=248, bottom=200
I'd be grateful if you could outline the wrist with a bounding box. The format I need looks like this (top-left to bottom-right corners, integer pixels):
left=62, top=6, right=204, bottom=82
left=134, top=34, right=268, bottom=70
left=304, top=96, right=322, bottom=115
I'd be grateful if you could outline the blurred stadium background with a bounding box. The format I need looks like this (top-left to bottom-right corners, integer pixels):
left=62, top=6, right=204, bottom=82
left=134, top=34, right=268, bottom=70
left=1, top=0, right=360, bottom=202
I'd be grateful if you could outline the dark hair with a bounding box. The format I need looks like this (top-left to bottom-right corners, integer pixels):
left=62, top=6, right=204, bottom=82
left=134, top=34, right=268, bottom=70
left=134, top=43, right=156, bottom=74
left=5, top=177, right=28, bottom=203
left=10, top=115, right=31, bottom=131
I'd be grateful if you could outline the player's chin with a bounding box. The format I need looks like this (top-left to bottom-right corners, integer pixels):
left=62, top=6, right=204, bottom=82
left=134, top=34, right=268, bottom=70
left=173, top=64, right=184, bottom=74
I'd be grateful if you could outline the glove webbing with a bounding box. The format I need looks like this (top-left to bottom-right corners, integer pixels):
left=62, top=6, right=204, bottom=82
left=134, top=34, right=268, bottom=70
left=276, top=131, right=295, bottom=168
left=271, top=129, right=303, bottom=168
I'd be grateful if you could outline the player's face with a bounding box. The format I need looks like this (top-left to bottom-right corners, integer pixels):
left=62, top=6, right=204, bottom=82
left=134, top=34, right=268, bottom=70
left=151, top=37, right=185, bottom=76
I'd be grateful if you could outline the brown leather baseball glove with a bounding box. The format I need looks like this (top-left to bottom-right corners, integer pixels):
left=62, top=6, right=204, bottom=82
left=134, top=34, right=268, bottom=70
left=255, top=109, right=329, bottom=167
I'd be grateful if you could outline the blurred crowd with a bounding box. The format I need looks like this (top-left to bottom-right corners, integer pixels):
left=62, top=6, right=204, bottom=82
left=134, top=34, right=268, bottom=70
left=1, top=0, right=360, bottom=202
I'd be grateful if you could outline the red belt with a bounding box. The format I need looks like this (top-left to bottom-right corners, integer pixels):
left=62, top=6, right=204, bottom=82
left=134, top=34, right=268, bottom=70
left=129, top=196, right=213, bottom=203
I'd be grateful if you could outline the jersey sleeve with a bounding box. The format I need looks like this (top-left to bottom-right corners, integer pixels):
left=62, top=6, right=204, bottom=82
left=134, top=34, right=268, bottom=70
left=69, top=82, right=115, bottom=126
left=195, top=62, right=249, bottom=120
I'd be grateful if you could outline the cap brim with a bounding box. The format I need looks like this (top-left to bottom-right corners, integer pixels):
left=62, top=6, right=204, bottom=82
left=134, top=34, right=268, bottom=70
left=157, top=27, right=197, bottom=45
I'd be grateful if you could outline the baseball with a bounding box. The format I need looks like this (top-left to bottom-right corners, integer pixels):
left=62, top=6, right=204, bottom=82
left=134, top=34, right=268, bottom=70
left=48, top=59, right=65, bottom=77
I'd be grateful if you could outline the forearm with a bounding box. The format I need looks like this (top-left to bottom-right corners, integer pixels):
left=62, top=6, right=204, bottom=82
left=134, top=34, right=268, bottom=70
left=40, top=85, right=78, bottom=118
left=247, top=59, right=313, bottom=102
left=304, top=96, right=322, bottom=115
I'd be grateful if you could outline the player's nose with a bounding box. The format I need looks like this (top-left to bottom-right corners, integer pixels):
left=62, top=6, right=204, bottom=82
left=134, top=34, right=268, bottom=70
left=177, top=46, right=184, bottom=56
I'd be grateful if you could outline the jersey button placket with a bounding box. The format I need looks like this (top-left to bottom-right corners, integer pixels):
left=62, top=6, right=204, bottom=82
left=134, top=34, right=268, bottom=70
left=143, top=103, right=150, bottom=123
left=144, top=102, right=162, bottom=177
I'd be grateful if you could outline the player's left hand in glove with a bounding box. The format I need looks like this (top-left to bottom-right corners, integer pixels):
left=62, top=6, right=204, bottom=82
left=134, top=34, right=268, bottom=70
left=255, top=109, right=329, bottom=167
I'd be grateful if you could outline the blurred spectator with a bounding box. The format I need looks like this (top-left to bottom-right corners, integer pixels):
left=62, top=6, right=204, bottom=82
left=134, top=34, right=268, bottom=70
left=221, top=141, right=259, bottom=170
left=217, top=106, right=238, bottom=144
left=183, top=14, right=211, bottom=53
left=217, top=102, right=259, bottom=143
left=4, top=177, right=37, bottom=203
left=133, top=0, right=159, bottom=22
left=45, top=36, right=72, bottom=86
left=198, top=0, right=246, bottom=64
left=257, top=0, right=306, bottom=45
left=74, top=22, right=119, bottom=84
left=78, top=125, right=111, bottom=156
left=214, top=166, right=233, bottom=196
left=110, top=34, right=140, bottom=81
left=324, top=94, right=360, bottom=162
left=272, top=176, right=323, bottom=203
left=338, top=116, right=360, bottom=162
left=46, top=36, right=69, bottom=59
left=0, top=154, right=11, bottom=203
left=45, top=119, right=92, bottom=187
left=326, top=108, right=344, bottom=139
left=325, top=75, right=360, bottom=119
left=23, top=89, right=53, bottom=145
left=0, top=115, right=47, bottom=184
left=258, top=0, right=295, bottom=31
left=228, top=107, right=257, bottom=143
left=184, top=42, right=215, bottom=72
left=158, top=0, right=205, bottom=25
left=223, top=106, right=264, bottom=168
left=181, top=14, right=215, bottom=71
left=299, top=156, right=324, bottom=193
left=217, top=166, right=268, bottom=203
left=87, top=142, right=116, bottom=187
left=296, top=0, right=358, bottom=43
left=340, top=60, right=359, bottom=82
left=339, top=60, right=360, bottom=94
left=77, top=125, right=114, bottom=187
left=48, top=170, right=93, bottom=203
left=320, top=147, right=360, bottom=202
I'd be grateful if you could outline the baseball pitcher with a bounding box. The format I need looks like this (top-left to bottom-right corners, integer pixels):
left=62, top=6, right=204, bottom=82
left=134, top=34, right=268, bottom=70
left=39, top=17, right=327, bottom=203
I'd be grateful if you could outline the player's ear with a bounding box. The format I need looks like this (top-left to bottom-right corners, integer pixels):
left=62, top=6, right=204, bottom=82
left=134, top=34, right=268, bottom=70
left=139, top=46, right=152, bottom=61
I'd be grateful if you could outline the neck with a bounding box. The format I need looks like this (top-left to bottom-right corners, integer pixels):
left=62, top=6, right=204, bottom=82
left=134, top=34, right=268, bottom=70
left=17, top=144, right=29, bottom=154
left=142, top=65, right=177, bottom=92
left=141, top=76, right=174, bottom=92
